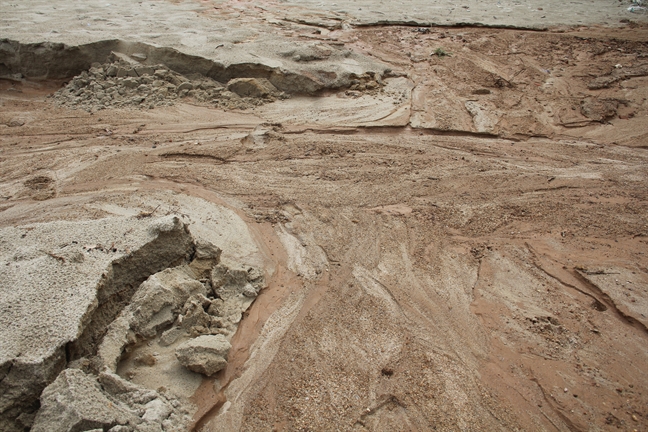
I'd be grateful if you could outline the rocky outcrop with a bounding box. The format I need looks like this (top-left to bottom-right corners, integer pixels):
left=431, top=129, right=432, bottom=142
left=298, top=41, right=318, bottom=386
left=227, top=78, right=279, bottom=98
left=97, top=265, right=208, bottom=372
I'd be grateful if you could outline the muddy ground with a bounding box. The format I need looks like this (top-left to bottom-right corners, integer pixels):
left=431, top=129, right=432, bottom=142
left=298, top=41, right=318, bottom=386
left=1, top=12, right=648, bottom=432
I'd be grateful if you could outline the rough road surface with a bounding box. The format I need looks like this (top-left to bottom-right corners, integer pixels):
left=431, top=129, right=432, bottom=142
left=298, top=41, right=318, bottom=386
left=1, top=0, right=648, bottom=431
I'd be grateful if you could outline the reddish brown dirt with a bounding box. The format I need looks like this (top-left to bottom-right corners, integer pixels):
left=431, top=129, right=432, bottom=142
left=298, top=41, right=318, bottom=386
left=1, top=24, right=648, bottom=432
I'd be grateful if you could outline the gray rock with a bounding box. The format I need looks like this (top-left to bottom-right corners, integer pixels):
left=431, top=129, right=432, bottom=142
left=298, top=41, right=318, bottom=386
left=122, top=77, right=139, bottom=89
left=179, top=294, right=212, bottom=331
left=177, top=82, right=193, bottom=91
left=106, top=65, right=118, bottom=76
left=241, top=283, right=258, bottom=298
left=135, top=65, right=155, bottom=77
left=159, top=327, right=184, bottom=347
left=189, top=242, right=221, bottom=280
left=31, top=369, right=136, bottom=432
left=194, top=240, right=222, bottom=261
left=98, top=371, right=141, bottom=396
left=117, top=66, right=137, bottom=78
left=141, top=399, right=172, bottom=423
left=227, top=78, right=277, bottom=98
left=175, top=335, right=231, bottom=376
left=210, top=263, right=228, bottom=289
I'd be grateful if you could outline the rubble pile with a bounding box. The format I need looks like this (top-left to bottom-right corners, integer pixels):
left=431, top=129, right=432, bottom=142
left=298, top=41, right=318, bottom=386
left=52, top=52, right=285, bottom=111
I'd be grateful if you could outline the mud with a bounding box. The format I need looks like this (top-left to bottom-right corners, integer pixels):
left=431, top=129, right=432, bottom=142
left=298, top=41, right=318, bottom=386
left=1, top=0, right=648, bottom=431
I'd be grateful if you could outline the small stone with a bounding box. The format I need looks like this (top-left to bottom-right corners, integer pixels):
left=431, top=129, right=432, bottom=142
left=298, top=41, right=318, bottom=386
left=227, top=78, right=277, bottom=98
left=241, top=283, right=258, bottom=298
left=8, top=119, right=25, bottom=127
left=175, top=334, right=231, bottom=376
left=142, top=398, right=172, bottom=423
left=177, top=82, right=193, bottom=91
left=106, top=65, right=118, bottom=76
left=122, top=78, right=139, bottom=89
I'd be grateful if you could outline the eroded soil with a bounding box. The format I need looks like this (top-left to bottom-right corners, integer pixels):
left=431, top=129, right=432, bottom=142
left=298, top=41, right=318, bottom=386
left=1, top=23, right=648, bottom=432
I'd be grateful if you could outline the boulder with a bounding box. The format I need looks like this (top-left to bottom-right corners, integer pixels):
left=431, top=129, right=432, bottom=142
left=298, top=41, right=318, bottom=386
left=175, top=335, right=231, bottom=376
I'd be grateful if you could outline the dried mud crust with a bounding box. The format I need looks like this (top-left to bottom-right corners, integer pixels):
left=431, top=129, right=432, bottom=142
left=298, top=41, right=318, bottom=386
left=348, top=24, right=648, bottom=140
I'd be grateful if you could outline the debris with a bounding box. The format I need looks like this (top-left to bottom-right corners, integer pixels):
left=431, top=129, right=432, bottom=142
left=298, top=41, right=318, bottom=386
left=53, top=59, right=281, bottom=111
left=175, top=335, right=231, bottom=376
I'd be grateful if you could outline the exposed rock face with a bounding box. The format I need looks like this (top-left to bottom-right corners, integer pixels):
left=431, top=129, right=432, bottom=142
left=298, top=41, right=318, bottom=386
left=0, top=216, right=194, bottom=432
left=53, top=52, right=286, bottom=112
left=175, top=335, right=232, bottom=376
left=0, top=214, right=266, bottom=431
